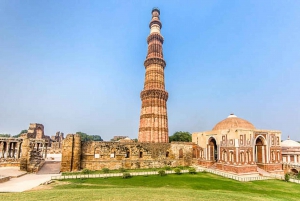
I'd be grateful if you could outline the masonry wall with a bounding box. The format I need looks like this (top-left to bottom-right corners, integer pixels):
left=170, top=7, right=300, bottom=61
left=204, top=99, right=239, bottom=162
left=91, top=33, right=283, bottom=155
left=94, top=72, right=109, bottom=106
left=61, top=134, right=199, bottom=172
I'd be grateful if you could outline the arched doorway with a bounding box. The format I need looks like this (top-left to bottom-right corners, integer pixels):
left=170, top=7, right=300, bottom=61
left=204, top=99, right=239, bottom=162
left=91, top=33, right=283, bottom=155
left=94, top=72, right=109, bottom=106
left=208, top=137, right=217, bottom=162
left=291, top=168, right=298, bottom=174
left=255, top=136, right=266, bottom=164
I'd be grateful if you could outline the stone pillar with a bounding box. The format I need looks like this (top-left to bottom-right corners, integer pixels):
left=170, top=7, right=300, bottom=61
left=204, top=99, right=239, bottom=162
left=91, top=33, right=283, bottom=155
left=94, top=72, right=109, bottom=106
left=288, top=155, right=290, bottom=163
left=262, top=146, right=265, bottom=163
left=44, top=143, right=47, bottom=158
left=72, top=134, right=81, bottom=171
left=0, top=142, right=3, bottom=158
left=16, top=142, right=20, bottom=159
left=61, top=134, right=80, bottom=172
left=208, top=145, right=210, bottom=161
left=5, top=142, right=10, bottom=158
left=12, top=142, right=16, bottom=158
left=255, top=146, right=257, bottom=163
left=20, top=138, right=30, bottom=171
left=41, top=143, right=44, bottom=158
left=265, top=145, right=268, bottom=163
left=218, top=145, right=220, bottom=161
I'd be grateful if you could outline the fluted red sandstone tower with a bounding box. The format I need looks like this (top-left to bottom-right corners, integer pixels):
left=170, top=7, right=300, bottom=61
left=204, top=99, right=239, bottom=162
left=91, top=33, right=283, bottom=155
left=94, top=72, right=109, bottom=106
left=138, top=8, right=169, bottom=143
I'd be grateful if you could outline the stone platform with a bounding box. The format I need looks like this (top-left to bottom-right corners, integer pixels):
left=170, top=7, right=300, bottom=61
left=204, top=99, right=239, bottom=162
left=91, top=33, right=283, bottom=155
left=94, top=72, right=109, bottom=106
left=0, top=167, right=27, bottom=178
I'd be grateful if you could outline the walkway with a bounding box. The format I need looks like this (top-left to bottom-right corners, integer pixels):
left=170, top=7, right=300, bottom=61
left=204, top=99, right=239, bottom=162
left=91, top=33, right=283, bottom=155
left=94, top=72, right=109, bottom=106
left=0, top=173, right=60, bottom=192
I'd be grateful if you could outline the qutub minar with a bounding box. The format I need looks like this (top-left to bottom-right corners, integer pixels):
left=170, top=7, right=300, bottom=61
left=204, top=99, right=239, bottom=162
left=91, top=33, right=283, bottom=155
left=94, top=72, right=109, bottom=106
left=138, top=8, right=169, bottom=143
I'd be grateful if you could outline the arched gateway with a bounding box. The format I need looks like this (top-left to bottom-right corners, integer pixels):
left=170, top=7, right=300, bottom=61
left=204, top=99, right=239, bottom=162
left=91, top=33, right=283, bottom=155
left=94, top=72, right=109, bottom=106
left=208, top=137, right=217, bottom=162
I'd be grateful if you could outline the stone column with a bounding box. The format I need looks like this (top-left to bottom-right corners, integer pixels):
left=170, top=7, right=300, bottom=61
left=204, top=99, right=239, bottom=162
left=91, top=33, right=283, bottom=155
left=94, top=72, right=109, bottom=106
left=262, top=146, right=265, bottom=163
left=0, top=142, right=3, bottom=158
left=218, top=145, right=220, bottom=161
left=12, top=142, right=16, bottom=158
left=5, top=142, right=10, bottom=158
left=255, top=146, right=257, bottom=163
left=41, top=143, right=44, bottom=157
left=16, top=142, right=20, bottom=159
left=236, top=148, right=239, bottom=163
left=288, top=155, right=290, bottom=163
left=44, top=143, right=48, bottom=158
left=265, top=145, right=269, bottom=163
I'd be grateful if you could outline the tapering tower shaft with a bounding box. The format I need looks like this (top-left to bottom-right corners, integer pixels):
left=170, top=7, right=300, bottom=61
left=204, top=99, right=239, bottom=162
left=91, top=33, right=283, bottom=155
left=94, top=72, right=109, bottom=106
left=138, top=8, right=169, bottom=143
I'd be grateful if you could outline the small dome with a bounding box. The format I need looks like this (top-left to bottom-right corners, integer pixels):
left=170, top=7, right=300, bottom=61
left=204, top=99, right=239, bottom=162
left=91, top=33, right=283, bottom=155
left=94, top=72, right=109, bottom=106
left=212, top=114, right=255, bottom=131
left=123, top=137, right=131, bottom=140
left=281, top=138, right=300, bottom=147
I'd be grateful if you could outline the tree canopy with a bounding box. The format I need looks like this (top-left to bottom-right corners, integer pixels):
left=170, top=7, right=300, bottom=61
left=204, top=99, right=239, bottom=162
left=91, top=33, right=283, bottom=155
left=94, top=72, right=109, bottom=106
left=76, top=132, right=103, bottom=142
left=169, top=131, right=192, bottom=142
left=0, top=134, right=11, bottom=138
left=13, top=129, right=28, bottom=138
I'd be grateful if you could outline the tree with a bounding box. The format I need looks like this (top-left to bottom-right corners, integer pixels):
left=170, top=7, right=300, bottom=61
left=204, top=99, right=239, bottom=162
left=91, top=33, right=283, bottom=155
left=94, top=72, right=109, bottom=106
left=169, top=131, right=192, bottom=142
left=76, top=132, right=103, bottom=142
left=13, top=129, right=28, bottom=138
left=0, top=134, right=11, bottom=138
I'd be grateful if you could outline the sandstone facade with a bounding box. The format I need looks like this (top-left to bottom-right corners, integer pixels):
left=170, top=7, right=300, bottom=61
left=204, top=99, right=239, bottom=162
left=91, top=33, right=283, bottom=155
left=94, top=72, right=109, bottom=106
left=193, top=114, right=283, bottom=175
left=61, top=134, right=200, bottom=172
left=138, top=8, right=169, bottom=143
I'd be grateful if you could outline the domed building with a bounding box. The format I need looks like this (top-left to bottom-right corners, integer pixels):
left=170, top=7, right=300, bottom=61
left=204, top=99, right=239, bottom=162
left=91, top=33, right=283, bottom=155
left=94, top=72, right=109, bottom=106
left=281, top=137, right=300, bottom=164
left=192, top=114, right=283, bottom=175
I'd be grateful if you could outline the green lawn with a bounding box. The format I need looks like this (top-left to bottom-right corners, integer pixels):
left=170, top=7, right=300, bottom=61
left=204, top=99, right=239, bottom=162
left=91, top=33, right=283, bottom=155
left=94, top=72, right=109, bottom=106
left=1, top=173, right=300, bottom=201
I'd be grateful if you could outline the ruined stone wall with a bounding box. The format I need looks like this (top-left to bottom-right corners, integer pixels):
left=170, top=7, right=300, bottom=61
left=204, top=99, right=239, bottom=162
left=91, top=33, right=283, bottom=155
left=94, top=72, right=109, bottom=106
left=61, top=134, right=199, bottom=172
left=20, top=138, right=46, bottom=173
left=61, top=134, right=81, bottom=172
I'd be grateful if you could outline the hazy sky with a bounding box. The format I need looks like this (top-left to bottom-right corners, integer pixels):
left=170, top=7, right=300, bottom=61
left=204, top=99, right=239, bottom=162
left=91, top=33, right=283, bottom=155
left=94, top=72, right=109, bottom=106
left=1, top=1, right=299, bottom=141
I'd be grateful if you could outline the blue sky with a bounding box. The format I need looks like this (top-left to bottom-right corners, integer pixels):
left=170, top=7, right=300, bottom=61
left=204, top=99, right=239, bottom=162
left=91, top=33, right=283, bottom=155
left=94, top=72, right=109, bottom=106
left=0, top=1, right=299, bottom=141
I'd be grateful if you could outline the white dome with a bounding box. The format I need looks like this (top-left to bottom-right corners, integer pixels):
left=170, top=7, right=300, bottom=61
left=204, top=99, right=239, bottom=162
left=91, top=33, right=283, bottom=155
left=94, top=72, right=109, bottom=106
left=123, top=137, right=131, bottom=141
left=281, top=139, right=300, bottom=147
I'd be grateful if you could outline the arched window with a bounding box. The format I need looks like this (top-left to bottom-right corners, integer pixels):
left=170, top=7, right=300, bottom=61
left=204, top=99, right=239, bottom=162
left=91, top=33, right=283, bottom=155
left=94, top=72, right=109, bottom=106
left=139, top=151, right=143, bottom=158
left=222, top=150, right=227, bottom=162
left=230, top=151, right=234, bottom=162
left=240, top=152, right=244, bottom=163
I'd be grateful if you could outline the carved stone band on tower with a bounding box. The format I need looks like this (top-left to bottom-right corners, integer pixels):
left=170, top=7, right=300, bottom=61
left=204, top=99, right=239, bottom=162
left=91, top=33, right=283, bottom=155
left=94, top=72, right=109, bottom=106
left=138, top=8, right=169, bottom=143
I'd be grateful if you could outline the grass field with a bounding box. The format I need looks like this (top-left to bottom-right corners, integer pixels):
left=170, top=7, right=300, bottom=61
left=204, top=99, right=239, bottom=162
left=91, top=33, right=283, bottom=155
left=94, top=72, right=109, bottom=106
left=1, top=172, right=300, bottom=201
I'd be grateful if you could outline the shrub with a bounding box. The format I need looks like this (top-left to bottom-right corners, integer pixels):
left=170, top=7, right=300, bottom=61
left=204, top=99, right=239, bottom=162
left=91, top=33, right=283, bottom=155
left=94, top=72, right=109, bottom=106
left=188, top=167, right=197, bottom=174
left=174, top=168, right=181, bottom=175
left=284, top=173, right=290, bottom=182
left=158, top=170, right=166, bottom=176
left=102, top=168, right=110, bottom=173
left=122, top=172, right=131, bottom=179
left=297, top=172, right=300, bottom=180
left=164, top=166, right=171, bottom=170
left=119, top=168, right=126, bottom=173
left=177, top=166, right=184, bottom=170
left=82, top=168, right=90, bottom=174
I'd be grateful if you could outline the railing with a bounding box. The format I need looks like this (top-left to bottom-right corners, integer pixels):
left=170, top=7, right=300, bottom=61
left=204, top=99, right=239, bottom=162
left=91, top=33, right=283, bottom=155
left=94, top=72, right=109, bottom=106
left=51, top=170, right=189, bottom=180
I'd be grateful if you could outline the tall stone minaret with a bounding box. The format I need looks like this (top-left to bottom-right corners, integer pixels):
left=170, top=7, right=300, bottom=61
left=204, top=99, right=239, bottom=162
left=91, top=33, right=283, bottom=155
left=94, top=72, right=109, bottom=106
left=138, top=8, right=169, bottom=143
